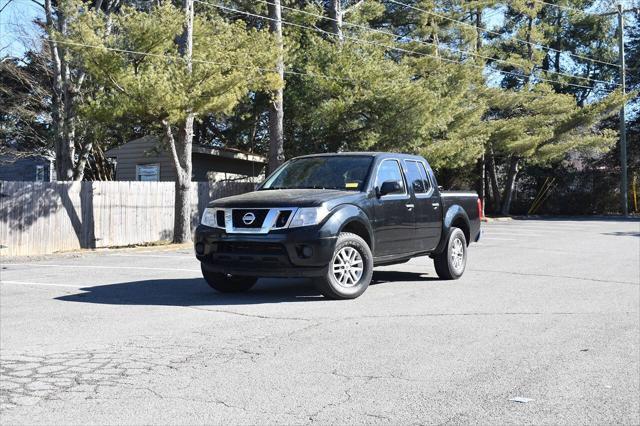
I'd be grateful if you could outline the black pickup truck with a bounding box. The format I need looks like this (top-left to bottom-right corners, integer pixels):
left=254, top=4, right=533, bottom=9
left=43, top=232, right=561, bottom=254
left=194, top=153, right=481, bottom=299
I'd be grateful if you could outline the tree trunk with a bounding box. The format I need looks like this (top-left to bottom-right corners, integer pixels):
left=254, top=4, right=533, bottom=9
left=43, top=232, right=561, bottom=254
left=166, top=0, right=195, bottom=244
left=500, top=157, right=519, bottom=216
left=487, top=145, right=501, bottom=211
left=523, top=15, right=534, bottom=85
left=328, top=0, right=343, bottom=42
left=163, top=117, right=194, bottom=244
left=72, top=140, right=92, bottom=181
left=45, top=0, right=109, bottom=181
left=267, top=0, right=284, bottom=175
left=173, top=117, right=193, bottom=243
left=475, top=6, right=482, bottom=53
left=44, top=0, right=72, bottom=180
left=484, top=167, right=493, bottom=211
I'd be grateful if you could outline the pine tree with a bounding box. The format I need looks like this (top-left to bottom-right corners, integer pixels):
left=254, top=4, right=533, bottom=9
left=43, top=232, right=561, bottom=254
left=66, top=1, right=280, bottom=240
left=483, top=0, right=623, bottom=214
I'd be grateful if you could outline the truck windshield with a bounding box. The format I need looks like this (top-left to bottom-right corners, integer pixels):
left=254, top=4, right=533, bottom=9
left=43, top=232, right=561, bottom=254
left=261, top=156, right=373, bottom=191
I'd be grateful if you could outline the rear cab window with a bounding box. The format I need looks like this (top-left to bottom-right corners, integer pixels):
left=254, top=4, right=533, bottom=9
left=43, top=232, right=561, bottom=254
left=403, top=159, right=433, bottom=197
left=417, top=161, right=434, bottom=194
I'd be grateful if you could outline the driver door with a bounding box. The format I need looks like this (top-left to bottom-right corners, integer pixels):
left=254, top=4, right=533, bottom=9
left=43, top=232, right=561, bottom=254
left=371, top=159, right=417, bottom=257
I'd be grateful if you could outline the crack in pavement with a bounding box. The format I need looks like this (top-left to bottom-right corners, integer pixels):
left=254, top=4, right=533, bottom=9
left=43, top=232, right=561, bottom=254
left=468, top=268, right=639, bottom=286
left=186, top=306, right=314, bottom=322
left=308, top=389, right=353, bottom=423
left=317, top=369, right=417, bottom=384
left=0, top=344, right=200, bottom=412
left=339, top=311, right=636, bottom=320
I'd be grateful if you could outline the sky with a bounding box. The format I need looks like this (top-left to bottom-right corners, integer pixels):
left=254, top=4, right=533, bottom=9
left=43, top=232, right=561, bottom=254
left=0, top=0, right=44, bottom=58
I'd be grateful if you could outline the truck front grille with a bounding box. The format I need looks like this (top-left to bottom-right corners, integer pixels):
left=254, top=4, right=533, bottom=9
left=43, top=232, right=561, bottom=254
left=210, top=207, right=297, bottom=233
left=232, top=209, right=269, bottom=228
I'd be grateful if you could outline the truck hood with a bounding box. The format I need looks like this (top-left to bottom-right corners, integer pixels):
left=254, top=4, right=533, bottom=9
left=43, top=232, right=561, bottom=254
left=210, top=189, right=365, bottom=208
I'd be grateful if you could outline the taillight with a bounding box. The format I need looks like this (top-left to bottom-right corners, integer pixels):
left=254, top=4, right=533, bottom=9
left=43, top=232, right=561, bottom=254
left=477, top=198, right=484, bottom=221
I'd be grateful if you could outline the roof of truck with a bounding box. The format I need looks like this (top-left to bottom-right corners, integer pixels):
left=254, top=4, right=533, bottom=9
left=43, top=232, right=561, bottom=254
left=295, top=152, right=426, bottom=161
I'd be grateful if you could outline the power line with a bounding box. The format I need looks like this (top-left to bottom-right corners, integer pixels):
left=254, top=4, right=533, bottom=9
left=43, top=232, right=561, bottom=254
left=200, top=1, right=613, bottom=91
left=10, top=3, right=615, bottom=93
left=251, top=0, right=618, bottom=87
left=0, top=0, right=16, bottom=14
left=385, top=0, right=621, bottom=68
left=524, top=0, right=586, bottom=14
left=12, top=33, right=602, bottom=103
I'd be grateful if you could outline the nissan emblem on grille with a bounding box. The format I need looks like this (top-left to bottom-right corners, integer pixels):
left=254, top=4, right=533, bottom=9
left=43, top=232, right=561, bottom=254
left=242, top=212, right=256, bottom=225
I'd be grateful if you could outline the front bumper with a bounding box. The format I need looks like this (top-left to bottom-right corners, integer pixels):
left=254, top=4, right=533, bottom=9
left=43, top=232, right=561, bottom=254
left=194, top=225, right=337, bottom=278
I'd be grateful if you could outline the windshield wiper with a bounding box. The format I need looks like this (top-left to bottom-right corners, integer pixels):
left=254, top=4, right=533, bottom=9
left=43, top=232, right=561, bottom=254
left=291, top=186, right=343, bottom=190
left=261, top=186, right=343, bottom=190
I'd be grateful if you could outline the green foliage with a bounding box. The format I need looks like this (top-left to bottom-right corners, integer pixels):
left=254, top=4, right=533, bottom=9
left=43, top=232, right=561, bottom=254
left=283, top=2, right=487, bottom=170
left=65, top=1, right=280, bottom=126
left=485, top=86, right=621, bottom=164
left=3, top=0, right=626, bottom=208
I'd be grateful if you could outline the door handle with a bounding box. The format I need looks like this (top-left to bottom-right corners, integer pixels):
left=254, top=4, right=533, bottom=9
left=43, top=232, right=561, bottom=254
left=405, top=204, right=414, bottom=210
left=432, top=202, right=440, bottom=209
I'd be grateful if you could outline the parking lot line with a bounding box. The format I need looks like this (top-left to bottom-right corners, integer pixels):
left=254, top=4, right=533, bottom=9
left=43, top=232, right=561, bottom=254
left=0, top=280, right=84, bottom=289
left=2, top=263, right=200, bottom=272
left=486, top=227, right=556, bottom=233
left=483, top=232, right=545, bottom=237
left=107, top=253, right=194, bottom=259
left=487, top=223, right=604, bottom=230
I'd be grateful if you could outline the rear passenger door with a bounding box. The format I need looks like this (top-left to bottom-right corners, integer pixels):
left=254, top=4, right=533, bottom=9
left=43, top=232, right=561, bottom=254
left=403, top=160, right=442, bottom=251
left=371, top=159, right=417, bottom=257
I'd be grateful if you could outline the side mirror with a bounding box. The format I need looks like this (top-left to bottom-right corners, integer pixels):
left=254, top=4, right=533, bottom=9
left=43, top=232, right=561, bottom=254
left=378, top=180, right=403, bottom=197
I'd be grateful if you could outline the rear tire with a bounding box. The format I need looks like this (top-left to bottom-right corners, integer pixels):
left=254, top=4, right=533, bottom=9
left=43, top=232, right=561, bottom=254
left=433, top=227, right=467, bottom=280
left=313, top=232, right=373, bottom=300
left=201, top=265, right=257, bottom=293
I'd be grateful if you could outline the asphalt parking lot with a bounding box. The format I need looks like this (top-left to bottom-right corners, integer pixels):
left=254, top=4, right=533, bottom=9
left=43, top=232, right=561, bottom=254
left=1, top=218, right=639, bottom=425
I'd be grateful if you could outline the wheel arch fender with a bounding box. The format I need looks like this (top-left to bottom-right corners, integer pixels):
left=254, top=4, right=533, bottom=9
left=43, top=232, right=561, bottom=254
left=434, top=205, right=471, bottom=254
left=321, top=204, right=374, bottom=253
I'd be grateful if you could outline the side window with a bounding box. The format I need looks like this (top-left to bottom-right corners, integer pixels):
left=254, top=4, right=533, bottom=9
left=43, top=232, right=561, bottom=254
left=375, top=160, right=405, bottom=195
left=404, top=161, right=425, bottom=194
left=418, top=162, right=433, bottom=193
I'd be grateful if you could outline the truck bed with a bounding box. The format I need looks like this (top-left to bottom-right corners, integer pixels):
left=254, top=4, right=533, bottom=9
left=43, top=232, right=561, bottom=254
left=440, top=191, right=481, bottom=243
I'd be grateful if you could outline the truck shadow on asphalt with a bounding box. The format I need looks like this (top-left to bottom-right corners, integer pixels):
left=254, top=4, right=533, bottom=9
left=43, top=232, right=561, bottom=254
left=54, top=271, right=438, bottom=306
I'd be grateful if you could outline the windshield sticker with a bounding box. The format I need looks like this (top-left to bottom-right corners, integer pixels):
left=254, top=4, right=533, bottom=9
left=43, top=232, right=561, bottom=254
left=345, top=182, right=359, bottom=189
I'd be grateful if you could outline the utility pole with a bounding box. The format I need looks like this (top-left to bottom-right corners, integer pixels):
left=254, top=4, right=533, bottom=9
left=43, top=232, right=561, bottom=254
left=267, top=0, right=285, bottom=175
left=601, top=4, right=635, bottom=216
left=617, top=3, right=628, bottom=217
left=476, top=6, right=485, bottom=218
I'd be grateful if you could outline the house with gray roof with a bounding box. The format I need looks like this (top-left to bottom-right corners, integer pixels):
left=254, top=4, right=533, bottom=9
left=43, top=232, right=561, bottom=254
left=105, top=136, right=266, bottom=182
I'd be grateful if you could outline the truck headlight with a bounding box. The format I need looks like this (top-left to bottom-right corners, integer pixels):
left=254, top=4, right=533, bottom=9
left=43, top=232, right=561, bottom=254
left=201, top=208, right=217, bottom=227
left=289, top=207, right=329, bottom=228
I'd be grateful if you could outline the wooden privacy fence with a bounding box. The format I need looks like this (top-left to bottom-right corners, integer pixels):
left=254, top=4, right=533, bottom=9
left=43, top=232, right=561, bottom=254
left=0, top=180, right=254, bottom=256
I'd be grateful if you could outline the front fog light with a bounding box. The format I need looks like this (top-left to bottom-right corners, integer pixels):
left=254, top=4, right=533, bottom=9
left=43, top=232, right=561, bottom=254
left=195, top=242, right=205, bottom=255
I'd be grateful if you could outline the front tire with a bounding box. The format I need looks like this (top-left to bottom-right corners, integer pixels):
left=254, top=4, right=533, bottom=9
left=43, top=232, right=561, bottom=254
left=433, top=227, right=467, bottom=280
left=201, top=265, right=257, bottom=293
left=314, top=232, right=373, bottom=300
